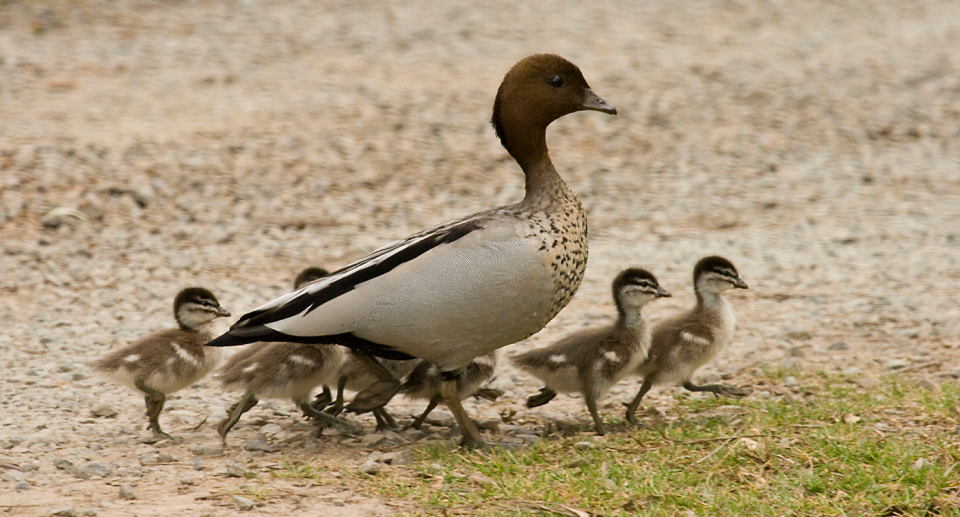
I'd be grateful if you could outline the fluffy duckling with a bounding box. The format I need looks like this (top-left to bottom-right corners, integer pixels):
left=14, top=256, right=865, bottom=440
left=93, top=287, right=230, bottom=440
left=625, top=256, right=751, bottom=427
left=216, top=267, right=360, bottom=442
left=207, top=54, right=616, bottom=447
left=400, top=353, right=499, bottom=431
left=322, top=355, right=417, bottom=431
left=513, top=269, right=669, bottom=435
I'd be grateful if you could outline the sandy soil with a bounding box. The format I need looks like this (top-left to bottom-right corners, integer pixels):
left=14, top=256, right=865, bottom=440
left=1, top=0, right=960, bottom=515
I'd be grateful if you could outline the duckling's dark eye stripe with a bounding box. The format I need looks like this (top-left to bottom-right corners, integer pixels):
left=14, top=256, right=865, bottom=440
left=233, top=219, right=483, bottom=328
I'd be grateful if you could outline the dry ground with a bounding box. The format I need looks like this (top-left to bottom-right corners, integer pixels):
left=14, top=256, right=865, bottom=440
left=1, top=0, right=959, bottom=515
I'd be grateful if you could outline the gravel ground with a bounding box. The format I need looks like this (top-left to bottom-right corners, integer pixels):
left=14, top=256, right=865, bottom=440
left=2, top=0, right=960, bottom=515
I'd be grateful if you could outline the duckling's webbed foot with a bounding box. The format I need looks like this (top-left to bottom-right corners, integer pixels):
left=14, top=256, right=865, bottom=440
left=324, top=376, right=348, bottom=417
left=312, top=386, right=333, bottom=412
left=683, top=381, right=752, bottom=399
left=218, top=392, right=259, bottom=443
left=346, top=351, right=402, bottom=414
left=526, top=387, right=557, bottom=408
left=625, top=379, right=653, bottom=428
left=135, top=379, right=176, bottom=441
left=372, top=407, right=399, bottom=431
left=584, top=394, right=606, bottom=436
left=407, top=397, right=441, bottom=430
left=300, top=402, right=363, bottom=434
left=474, top=388, right=503, bottom=402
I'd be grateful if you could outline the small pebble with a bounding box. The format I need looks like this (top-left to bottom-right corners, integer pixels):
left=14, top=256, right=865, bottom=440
left=887, top=359, right=907, bottom=370
left=842, top=366, right=861, bottom=376
left=828, top=341, right=849, bottom=351
left=75, top=461, right=112, bottom=480
left=118, top=483, right=136, bottom=500
left=242, top=438, right=276, bottom=452
left=467, top=472, right=494, bottom=486
left=225, top=460, right=248, bottom=478
left=855, top=377, right=878, bottom=389
left=51, top=509, right=77, bottom=517
left=358, top=460, right=381, bottom=475
left=180, top=477, right=195, bottom=486
left=332, top=499, right=345, bottom=507
left=193, top=458, right=203, bottom=470
left=54, top=458, right=74, bottom=470
left=917, top=378, right=936, bottom=390
left=82, top=510, right=97, bottom=517
left=90, top=404, right=118, bottom=418
left=188, top=445, right=223, bottom=456
left=15, top=481, right=29, bottom=490
left=782, top=376, right=798, bottom=387
left=21, top=462, right=39, bottom=472
left=574, top=441, right=594, bottom=450
left=234, top=496, right=255, bottom=511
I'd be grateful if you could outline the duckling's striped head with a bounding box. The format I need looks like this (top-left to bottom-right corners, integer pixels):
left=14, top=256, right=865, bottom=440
left=613, top=268, right=671, bottom=313
left=174, top=287, right=230, bottom=330
left=293, top=267, right=330, bottom=290
left=694, top=256, right=749, bottom=293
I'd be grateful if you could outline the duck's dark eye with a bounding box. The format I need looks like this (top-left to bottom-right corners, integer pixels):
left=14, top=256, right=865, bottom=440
left=549, top=76, right=564, bottom=88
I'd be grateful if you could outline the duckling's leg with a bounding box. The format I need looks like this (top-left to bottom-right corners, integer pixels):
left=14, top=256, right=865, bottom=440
left=312, top=386, right=333, bottom=412
left=409, top=397, right=440, bottom=430
left=299, top=401, right=363, bottom=434
left=372, top=407, right=399, bottom=431
left=217, top=392, right=259, bottom=443
left=325, top=376, right=349, bottom=417
left=584, top=393, right=606, bottom=436
left=346, top=351, right=402, bottom=414
left=526, top=387, right=557, bottom=408
left=682, top=381, right=752, bottom=399
left=439, top=373, right=484, bottom=448
left=135, top=379, right=174, bottom=441
left=625, top=380, right=653, bottom=427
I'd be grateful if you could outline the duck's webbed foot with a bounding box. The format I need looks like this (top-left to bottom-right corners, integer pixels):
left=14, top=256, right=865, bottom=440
left=373, top=407, right=399, bottom=431
left=217, top=392, right=259, bottom=443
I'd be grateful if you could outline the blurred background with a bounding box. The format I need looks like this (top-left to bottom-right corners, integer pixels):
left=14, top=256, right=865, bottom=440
left=0, top=0, right=959, bottom=506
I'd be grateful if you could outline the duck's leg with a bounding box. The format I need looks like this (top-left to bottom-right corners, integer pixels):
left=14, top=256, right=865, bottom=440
left=217, top=392, right=258, bottom=443
left=346, top=351, right=401, bottom=414
left=526, top=387, right=557, bottom=408
left=312, top=386, right=333, bottom=412
left=439, top=372, right=484, bottom=448
left=625, top=379, right=652, bottom=427
left=584, top=392, right=606, bottom=436
left=682, top=381, right=752, bottom=399
left=325, top=376, right=348, bottom=416
left=300, top=401, right=363, bottom=434
left=409, top=397, right=440, bottom=430
left=135, top=379, right=174, bottom=441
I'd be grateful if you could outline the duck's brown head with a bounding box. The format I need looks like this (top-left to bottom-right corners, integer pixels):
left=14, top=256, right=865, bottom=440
left=491, top=54, right=616, bottom=167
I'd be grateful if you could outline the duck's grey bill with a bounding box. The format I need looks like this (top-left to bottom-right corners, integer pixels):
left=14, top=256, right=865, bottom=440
left=581, top=88, right=617, bottom=115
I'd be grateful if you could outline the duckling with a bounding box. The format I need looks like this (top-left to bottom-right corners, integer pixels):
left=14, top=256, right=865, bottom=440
left=207, top=54, right=617, bottom=447
left=216, top=267, right=361, bottom=442
left=93, top=287, right=230, bottom=440
left=513, top=269, right=670, bottom=435
left=321, top=355, right=417, bottom=431
left=400, top=353, right=499, bottom=431
left=625, top=256, right=752, bottom=427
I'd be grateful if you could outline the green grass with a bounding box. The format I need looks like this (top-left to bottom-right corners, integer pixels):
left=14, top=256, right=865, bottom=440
left=272, top=375, right=960, bottom=516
